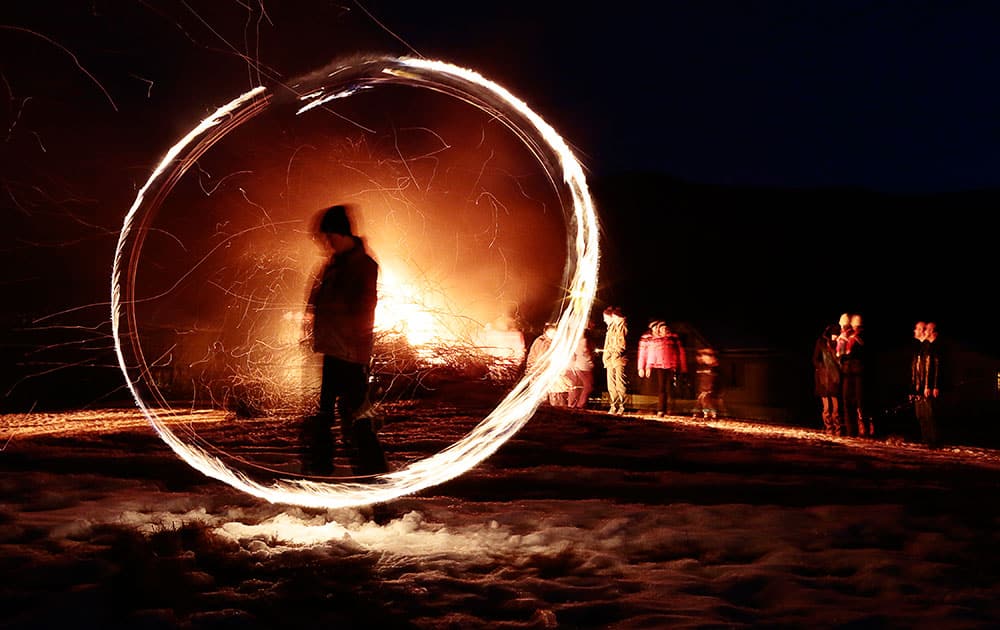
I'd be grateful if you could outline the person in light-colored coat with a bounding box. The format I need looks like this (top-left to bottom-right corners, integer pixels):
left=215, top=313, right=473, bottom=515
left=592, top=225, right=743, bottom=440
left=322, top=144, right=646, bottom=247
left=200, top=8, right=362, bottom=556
left=601, top=306, right=628, bottom=415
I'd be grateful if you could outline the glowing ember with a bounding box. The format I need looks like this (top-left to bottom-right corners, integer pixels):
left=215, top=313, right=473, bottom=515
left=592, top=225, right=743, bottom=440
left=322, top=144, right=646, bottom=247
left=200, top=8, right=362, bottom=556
left=0, top=409, right=227, bottom=441
left=112, top=56, right=600, bottom=509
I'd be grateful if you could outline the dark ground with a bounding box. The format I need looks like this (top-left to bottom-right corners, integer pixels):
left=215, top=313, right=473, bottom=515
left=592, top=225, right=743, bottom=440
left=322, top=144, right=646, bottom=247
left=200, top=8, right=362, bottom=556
left=2, top=390, right=1000, bottom=629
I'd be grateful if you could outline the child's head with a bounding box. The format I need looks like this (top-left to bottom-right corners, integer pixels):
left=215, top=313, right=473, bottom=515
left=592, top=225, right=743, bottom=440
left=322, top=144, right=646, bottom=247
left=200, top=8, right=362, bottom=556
left=697, top=348, right=718, bottom=366
left=850, top=314, right=863, bottom=331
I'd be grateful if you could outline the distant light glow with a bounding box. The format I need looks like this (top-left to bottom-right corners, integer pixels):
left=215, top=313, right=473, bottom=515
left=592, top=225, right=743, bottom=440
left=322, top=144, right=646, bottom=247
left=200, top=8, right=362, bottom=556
left=112, top=56, right=599, bottom=508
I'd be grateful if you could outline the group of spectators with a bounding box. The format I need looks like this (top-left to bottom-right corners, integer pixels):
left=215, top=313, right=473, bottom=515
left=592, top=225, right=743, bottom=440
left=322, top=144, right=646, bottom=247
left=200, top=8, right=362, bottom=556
left=300, top=201, right=951, bottom=482
left=524, top=322, right=596, bottom=409
left=813, top=313, right=943, bottom=447
left=525, top=306, right=722, bottom=420
left=521, top=305, right=946, bottom=450
left=812, top=313, right=869, bottom=437
left=910, top=320, right=943, bottom=447
left=606, top=306, right=722, bottom=420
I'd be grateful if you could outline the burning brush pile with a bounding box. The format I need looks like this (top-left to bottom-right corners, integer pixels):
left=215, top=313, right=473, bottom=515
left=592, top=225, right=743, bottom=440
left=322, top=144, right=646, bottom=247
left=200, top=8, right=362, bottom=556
left=148, top=275, right=527, bottom=418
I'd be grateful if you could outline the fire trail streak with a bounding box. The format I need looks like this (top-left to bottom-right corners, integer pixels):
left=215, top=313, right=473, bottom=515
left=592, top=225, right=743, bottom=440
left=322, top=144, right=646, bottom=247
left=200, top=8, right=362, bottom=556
left=112, top=56, right=600, bottom=509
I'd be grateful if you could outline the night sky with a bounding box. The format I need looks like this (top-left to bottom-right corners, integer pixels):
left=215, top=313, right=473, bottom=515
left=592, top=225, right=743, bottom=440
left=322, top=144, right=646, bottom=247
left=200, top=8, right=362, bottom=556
left=382, top=1, right=1000, bottom=193
left=2, top=2, right=998, bottom=409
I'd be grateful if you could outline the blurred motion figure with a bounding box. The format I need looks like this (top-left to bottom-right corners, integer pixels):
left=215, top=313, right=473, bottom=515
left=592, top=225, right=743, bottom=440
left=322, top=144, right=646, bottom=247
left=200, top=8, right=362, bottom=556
left=301, top=204, right=387, bottom=477
left=694, top=347, right=723, bottom=419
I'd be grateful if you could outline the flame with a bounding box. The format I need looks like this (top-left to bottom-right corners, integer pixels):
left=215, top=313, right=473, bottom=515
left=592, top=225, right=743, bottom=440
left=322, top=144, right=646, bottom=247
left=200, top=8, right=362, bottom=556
left=374, top=267, right=453, bottom=347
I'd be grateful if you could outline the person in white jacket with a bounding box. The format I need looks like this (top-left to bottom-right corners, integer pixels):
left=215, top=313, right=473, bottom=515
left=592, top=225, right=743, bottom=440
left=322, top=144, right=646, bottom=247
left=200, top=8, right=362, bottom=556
left=567, top=331, right=595, bottom=409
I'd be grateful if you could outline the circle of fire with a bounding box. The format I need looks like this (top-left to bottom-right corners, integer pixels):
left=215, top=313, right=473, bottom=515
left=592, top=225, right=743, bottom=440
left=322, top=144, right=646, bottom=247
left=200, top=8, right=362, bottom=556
left=111, top=56, right=600, bottom=508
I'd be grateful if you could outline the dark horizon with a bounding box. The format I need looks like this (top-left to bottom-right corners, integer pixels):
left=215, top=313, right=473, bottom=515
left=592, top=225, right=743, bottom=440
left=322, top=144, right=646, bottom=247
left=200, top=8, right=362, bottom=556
left=590, top=171, right=995, bottom=353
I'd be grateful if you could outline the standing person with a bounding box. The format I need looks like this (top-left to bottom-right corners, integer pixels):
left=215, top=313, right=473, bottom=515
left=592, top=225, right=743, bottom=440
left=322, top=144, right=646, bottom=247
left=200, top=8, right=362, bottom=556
left=908, top=320, right=929, bottom=439
left=636, top=320, right=662, bottom=415
left=526, top=323, right=572, bottom=407
left=813, top=323, right=843, bottom=435
left=567, top=328, right=596, bottom=409
left=838, top=313, right=869, bottom=437
left=834, top=312, right=855, bottom=435
left=600, top=306, right=628, bottom=415
left=301, top=204, right=387, bottom=477
left=637, top=321, right=688, bottom=417
left=910, top=321, right=928, bottom=400
left=914, top=321, right=943, bottom=448
left=694, top=347, right=722, bottom=419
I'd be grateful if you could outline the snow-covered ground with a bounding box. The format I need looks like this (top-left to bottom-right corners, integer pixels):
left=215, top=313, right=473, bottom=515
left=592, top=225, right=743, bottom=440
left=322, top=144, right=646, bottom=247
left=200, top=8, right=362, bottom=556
left=3, top=397, right=999, bottom=629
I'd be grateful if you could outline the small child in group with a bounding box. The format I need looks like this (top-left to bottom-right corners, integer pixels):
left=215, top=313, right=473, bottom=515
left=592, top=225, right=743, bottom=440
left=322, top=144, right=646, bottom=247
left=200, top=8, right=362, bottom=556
left=694, top=348, right=722, bottom=419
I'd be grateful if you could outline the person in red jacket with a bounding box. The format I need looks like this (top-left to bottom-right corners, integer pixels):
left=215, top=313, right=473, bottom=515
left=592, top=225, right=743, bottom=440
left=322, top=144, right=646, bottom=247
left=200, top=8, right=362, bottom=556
left=637, top=321, right=688, bottom=416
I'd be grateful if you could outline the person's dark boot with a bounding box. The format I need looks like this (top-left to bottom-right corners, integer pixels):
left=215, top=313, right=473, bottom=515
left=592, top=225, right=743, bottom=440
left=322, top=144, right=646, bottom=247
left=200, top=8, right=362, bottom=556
left=300, top=414, right=335, bottom=476
left=349, top=418, right=389, bottom=477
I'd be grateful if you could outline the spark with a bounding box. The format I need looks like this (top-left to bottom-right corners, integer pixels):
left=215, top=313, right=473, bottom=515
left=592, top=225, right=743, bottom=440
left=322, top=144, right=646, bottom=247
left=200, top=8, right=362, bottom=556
left=3, top=184, right=31, bottom=215
left=135, top=219, right=297, bottom=306
left=128, top=73, right=155, bottom=98
left=5, top=95, right=32, bottom=143
left=351, top=0, right=423, bottom=58
left=237, top=186, right=275, bottom=228
left=193, top=164, right=253, bottom=196
left=5, top=356, right=102, bottom=397
left=27, top=130, right=46, bottom=152
left=0, top=25, right=118, bottom=112
left=112, top=56, right=600, bottom=509
left=177, top=0, right=284, bottom=86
